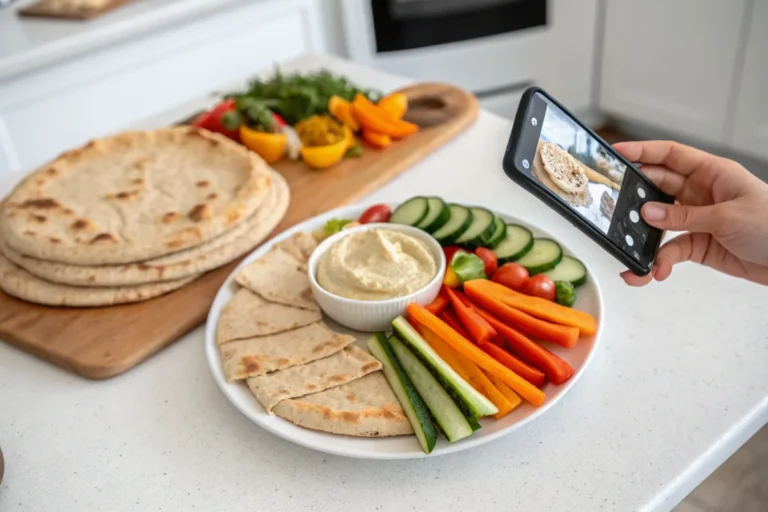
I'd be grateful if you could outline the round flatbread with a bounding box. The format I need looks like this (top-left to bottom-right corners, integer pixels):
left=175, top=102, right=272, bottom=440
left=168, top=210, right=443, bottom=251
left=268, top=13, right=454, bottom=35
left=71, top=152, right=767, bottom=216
left=0, top=248, right=196, bottom=307
left=539, top=142, right=588, bottom=195
left=0, top=126, right=271, bottom=265
left=533, top=142, right=591, bottom=207
left=1, top=171, right=290, bottom=286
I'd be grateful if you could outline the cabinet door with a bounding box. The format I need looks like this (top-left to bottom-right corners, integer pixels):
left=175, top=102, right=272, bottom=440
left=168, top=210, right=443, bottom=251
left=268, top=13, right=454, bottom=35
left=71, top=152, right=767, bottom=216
left=726, top=1, right=768, bottom=160
left=599, top=0, right=748, bottom=145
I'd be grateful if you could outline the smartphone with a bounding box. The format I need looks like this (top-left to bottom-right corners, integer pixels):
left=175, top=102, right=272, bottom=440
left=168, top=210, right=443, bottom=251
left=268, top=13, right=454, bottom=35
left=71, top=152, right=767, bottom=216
left=503, top=87, right=673, bottom=276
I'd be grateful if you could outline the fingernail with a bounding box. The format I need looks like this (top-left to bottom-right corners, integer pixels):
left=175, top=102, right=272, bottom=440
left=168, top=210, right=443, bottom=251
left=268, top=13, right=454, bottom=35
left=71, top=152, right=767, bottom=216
left=643, top=203, right=667, bottom=222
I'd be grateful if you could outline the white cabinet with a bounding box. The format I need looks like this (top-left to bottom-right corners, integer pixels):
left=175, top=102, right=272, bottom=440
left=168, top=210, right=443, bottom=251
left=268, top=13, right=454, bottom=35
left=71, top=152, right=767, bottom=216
left=0, top=0, right=324, bottom=176
left=726, top=1, right=768, bottom=161
left=599, top=0, right=749, bottom=145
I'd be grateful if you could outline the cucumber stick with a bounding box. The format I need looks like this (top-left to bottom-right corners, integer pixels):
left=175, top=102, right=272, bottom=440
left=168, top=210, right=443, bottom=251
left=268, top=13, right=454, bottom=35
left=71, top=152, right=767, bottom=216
left=389, top=337, right=474, bottom=443
left=391, top=316, right=498, bottom=417
left=367, top=333, right=437, bottom=454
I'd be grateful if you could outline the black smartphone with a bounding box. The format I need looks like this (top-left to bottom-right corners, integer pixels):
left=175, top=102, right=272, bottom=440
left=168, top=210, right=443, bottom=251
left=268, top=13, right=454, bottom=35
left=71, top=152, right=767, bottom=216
left=503, top=87, right=673, bottom=276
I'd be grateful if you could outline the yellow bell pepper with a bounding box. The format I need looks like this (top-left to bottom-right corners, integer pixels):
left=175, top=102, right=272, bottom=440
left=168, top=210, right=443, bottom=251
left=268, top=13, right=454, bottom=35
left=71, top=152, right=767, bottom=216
left=443, top=267, right=460, bottom=288
left=378, top=92, right=408, bottom=119
left=328, top=95, right=360, bottom=132
left=239, top=125, right=287, bottom=163
left=300, top=125, right=351, bottom=169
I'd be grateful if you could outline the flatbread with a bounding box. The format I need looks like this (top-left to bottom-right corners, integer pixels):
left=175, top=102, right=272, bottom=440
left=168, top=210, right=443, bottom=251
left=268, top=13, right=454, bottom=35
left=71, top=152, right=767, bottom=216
left=246, top=346, right=382, bottom=413
left=533, top=141, right=591, bottom=207
left=275, top=232, right=317, bottom=265
left=272, top=372, right=413, bottom=437
left=539, top=142, right=588, bottom=195
left=216, top=288, right=321, bottom=345
left=0, top=171, right=289, bottom=286
left=235, top=247, right=318, bottom=311
left=220, top=322, right=354, bottom=382
left=0, top=126, right=271, bottom=265
left=0, top=246, right=196, bottom=307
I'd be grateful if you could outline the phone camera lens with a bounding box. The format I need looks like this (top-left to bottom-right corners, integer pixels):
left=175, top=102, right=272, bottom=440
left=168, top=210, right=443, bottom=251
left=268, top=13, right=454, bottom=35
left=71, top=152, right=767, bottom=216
left=522, top=159, right=530, bottom=169
left=531, top=118, right=538, bottom=126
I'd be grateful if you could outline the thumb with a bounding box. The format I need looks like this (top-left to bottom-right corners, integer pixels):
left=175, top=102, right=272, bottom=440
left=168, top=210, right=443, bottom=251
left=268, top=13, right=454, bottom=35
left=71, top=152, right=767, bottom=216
left=641, top=202, right=721, bottom=233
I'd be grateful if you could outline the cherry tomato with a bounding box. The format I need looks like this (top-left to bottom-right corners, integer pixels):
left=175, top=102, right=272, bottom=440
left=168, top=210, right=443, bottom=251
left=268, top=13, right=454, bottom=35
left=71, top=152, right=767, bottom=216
left=491, top=263, right=529, bottom=291
left=442, top=246, right=465, bottom=263
left=521, top=274, right=556, bottom=301
left=359, top=204, right=392, bottom=224
left=474, top=247, right=498, bottom=276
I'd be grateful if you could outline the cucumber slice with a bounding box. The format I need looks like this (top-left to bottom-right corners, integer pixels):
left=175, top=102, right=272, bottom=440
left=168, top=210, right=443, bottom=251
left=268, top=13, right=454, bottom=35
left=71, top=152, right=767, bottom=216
left=389, top=336, right=474, bottom=443
left=390, top=197, right=429, bottom=227
left=483, top=217, right=507, bottom=248
left=367, top=333, right=437, bottom=454
left=391, top=316, right=498, bottom=417
left=494, top=224, right=534, bottom=264
left=417, top=197, right=451, bottom=233
left=454, top=207, right=495, bottom=247
left=432, top=204, right=473, bottom=245
left=516, top=238, right=563, bottom=275
left=543, top=255, right=588, bottom=287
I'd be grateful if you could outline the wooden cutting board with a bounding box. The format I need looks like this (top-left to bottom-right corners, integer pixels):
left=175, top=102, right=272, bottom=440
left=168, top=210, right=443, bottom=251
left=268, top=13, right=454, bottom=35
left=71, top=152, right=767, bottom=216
left=0, top=82, right=478, bottom=379
left=18, top=0, right=134, bottom=20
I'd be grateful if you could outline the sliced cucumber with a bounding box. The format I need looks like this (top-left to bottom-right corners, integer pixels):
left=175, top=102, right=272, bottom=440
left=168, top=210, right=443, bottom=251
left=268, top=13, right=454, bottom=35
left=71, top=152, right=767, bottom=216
left=483, top=217, right=507, bottom=248
left=431, top=204, right=473, bottom=245
left=494, top=224, right=534, bottom=264
left=389, top=336, right=474, bottom=443
left=454, top=207, right=495, bottom=247
left=516, top=238, right=563, bottom=275
left=367, top=333, right=437, bottom=454
left=390, top=197, right=429, bottom=227
left=543, top=255, right=588, bottom=287
left=391, top=316, right=498, bottom=417
left=417, top=197, right=451, bottom=233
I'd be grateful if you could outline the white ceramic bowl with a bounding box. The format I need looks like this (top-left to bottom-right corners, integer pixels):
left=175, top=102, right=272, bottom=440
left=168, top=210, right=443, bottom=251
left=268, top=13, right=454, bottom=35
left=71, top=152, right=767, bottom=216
left=307, top=222, right=446, bottom=332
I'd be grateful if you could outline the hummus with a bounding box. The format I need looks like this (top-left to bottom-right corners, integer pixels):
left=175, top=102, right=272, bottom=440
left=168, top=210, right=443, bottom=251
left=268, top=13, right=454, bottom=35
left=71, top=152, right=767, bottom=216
left=316, top=228, right=437, bottom=301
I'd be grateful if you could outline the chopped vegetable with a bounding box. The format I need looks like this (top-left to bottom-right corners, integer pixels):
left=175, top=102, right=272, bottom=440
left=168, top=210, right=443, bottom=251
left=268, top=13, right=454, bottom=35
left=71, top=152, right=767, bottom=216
left=444, top=287, right=497, bottom=345
left=352, top=93, right=419, bottom=139
left=378, top=92, right=408, bottom=119
left=439, top=310, right=472, bottom=341
left=362, top=128, right=392, bottom=148
left=521, top=274, right=556, bottom=302
left=474, top=247, right=498, bottom=276
left=555, top=281, right=576, bottom=307
left=464, top=279, right=597, bottom=335
left=344, top=141, right=363, bottom=158
left=328, top=95, right=360, bottom=132
left=297, top=121, right=352, bottom=169
left=443, top=266, right=460, bottom=288
left=492, top=262, right=530, bottom=291
left=193, top=99, right=239, bottom=140
left=238, top=125, right=287, bottom=163
left=463, top=285, right=579, bottom=348
left=477, top=340, right=546, bottom=387
left=295, top=115, right=346, bottom=147
left=407, top=303, right=546, bottom=407
left=443, top=246, right=465, bottom=263
left=450, top=252, right=486, bottom=285
left=359, top=204, right=392, bottom=224
left=322, top=218, right=353, bottom=237
left=470, top=304, right=575, bottom=385
left=425, top=291, right=449, bottom=316
left=485, top=372, right=522, bottom=413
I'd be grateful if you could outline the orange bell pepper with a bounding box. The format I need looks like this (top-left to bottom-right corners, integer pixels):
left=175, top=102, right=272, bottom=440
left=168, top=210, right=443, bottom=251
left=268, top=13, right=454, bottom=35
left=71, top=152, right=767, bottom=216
left=362, top=129, right=391, bottom=148
left=300, top=126, right=351, bottom=169
left=352, top=93, right=419, bottom=139
left=378, top=92, right=408, bottom=119
left=328, top=95, right=360, bottom=132
left=239, top=125, right=286, bottom=163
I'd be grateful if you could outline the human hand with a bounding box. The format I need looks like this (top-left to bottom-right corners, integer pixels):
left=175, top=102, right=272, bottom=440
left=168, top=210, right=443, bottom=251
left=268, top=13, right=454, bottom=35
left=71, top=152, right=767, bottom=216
left=612, top=141, right=768, bottom=286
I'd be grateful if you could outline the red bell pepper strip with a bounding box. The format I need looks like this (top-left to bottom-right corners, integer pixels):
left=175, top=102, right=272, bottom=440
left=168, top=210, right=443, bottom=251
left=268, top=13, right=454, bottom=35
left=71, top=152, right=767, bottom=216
left=425, top=291, right=449, bottom=316
left=444, top=287, right=497, bottom=345
left=439, top=310, right=472, bottom=341
left=478, top=341, right=545, bottom=387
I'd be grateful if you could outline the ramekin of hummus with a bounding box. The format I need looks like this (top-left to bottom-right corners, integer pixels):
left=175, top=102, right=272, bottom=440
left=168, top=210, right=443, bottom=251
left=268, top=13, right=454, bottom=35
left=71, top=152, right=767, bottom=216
left=308, top=222, right=445, bottom=332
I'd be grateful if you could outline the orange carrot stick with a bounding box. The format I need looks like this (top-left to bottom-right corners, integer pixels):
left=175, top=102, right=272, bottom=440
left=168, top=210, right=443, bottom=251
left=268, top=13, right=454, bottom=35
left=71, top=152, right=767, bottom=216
left=485, top=372, right=522, bottom=413
left=465, top=279, right=597, bottom=336
left=425, top=290, right=449, bottom=315
left=440, top=310, right=472, bottom=341
left=445, top=287, right=497, bottom=344
left=478, top=341, right=545, bottom=387
left=408, top=303, right=546, bottom=406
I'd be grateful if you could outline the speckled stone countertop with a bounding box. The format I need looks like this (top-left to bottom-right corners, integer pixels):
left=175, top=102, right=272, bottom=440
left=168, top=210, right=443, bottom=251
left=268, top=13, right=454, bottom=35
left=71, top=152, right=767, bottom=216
left=0, top=54, right=766, bottom=512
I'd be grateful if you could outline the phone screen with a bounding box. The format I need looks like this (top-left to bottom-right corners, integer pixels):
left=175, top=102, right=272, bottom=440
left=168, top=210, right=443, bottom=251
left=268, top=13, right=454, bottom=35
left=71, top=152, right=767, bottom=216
left=508, top=90, right=669, bottom=271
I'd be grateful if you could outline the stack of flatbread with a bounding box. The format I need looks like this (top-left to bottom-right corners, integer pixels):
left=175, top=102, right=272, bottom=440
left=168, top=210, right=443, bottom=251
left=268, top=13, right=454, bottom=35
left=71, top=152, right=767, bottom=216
left=217, top=233, right=413, bottom=438
left=0, top=126, right=289, bottom=307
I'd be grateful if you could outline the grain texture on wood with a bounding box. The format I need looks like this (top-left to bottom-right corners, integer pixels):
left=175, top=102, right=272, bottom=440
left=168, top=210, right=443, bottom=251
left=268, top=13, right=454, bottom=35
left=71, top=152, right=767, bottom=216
left=0, top=82, right=478, bottom=379
left=18, top=0, right=134, bottom=20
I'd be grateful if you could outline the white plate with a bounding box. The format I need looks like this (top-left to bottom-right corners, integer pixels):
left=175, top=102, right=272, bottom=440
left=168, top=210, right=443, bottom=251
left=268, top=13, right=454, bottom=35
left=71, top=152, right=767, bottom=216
left=205, top=203, right=604, bottom=459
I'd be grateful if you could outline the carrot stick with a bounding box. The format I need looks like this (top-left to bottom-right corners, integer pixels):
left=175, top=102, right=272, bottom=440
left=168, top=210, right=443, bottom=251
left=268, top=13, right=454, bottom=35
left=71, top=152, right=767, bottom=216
left=440, top=310, right=472, bottom=341
left=461, top=288, right=578, bottom=348
left=472, top=305, right=574, bottom=385
left=419, top=325, right=514, bottom=420
left=465, top=279, right=597, bottom=335
left=408, top=303, right=546, bottom=406
left=445, top=287, right=497, bottom=344
left=485, top=372, right=522, bottom=412
left=425, top=291, right=449, bottom=316
left=478, top=342, right=545, bottom=387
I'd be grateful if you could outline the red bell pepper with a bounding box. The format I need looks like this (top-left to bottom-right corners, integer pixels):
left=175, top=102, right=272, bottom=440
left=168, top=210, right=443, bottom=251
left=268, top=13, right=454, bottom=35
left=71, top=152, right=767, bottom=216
left=444, top=286, right=497, bottom=345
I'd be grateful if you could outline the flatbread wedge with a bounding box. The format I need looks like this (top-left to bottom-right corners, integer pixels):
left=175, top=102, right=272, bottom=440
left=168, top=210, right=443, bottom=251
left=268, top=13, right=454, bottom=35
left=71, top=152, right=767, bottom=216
left=220, top=321, right=354, bottom=382
left=216, top=288, right=321, bottom=345
left=246, top=346, right=382, bottom=413
left=275, top=232, right=317, bottom=265
left=272, top=372, right=414, bottom=437
left=235, top=247, right=318, bottom=311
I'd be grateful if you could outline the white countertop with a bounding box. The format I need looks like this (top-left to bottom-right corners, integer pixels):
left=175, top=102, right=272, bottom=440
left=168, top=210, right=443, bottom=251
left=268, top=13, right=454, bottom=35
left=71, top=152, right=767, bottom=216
left=0, top=0, right=253, bottom=80
left=0, top=54, right=767, bottom=512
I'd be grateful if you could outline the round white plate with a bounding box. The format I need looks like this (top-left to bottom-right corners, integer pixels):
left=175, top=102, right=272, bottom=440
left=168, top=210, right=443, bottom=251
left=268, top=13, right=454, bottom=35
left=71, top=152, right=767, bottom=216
left=205, top=203, right=604, bottom=459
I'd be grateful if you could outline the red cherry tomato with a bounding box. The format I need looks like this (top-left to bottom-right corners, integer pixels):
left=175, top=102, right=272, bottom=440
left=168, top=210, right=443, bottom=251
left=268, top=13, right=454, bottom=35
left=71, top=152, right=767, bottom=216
left=193, top=98, right=239, bottom=140
left=474, top=247, right=498, bottom=276
left=359, top=204, right=392, bottom=224
left=491, top=263, right=529, bottom=291
left=443, top=246, right=465, bottom=264
left=521, top=274, right=556, bottom=301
